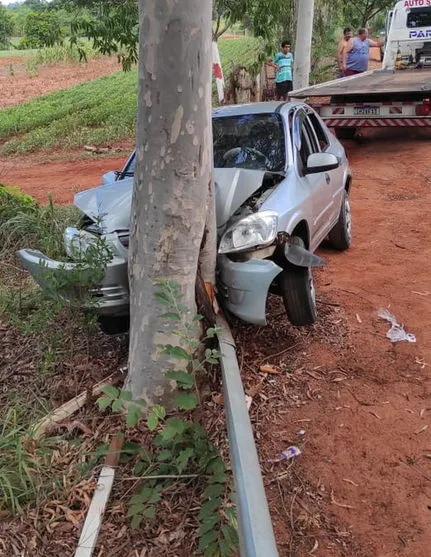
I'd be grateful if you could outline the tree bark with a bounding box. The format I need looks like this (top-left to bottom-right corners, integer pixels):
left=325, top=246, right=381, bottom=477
left=293, top=0, right=315, bottom=91
left=127, top=0, right=214, bottom=403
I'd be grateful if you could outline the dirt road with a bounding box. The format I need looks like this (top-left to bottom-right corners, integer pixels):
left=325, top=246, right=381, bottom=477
left=2, top=129, right=431, bottom=556
left=236, top=128, right=431, bottom=556
left=0, top=56, right=123, bottom=109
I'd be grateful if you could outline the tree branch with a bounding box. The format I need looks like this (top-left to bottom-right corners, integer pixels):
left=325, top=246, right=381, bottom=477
left=214, top=22, right=232, bottom=41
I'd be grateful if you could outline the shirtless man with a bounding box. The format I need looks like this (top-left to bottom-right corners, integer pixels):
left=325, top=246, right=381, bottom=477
left=337, top=27, right=352, bottom=78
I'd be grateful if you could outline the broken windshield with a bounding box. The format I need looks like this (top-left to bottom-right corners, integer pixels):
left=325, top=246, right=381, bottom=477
left=213, top=113, right=286, bottom=172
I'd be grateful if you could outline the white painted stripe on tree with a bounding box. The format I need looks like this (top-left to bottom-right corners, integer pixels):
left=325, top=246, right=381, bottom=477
left=212, top=41, right=225, bottom=103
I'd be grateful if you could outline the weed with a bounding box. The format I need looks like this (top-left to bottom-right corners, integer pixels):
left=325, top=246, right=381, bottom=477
left=0, top=408, right=55, bottom=513
left=34, top=43, right=101, bottom=66
left=24, top=58, right=39, bottom=77
left=98, top=281, right=238, bottom=556
left=0, top=185, right=79, bottom=260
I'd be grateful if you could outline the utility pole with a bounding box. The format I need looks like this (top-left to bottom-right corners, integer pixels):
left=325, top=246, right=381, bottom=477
left=293, top=0, right=315, bottom=91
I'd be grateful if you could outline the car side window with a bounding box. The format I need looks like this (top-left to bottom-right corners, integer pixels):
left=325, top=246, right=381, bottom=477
left=307, top=113, right=329, bottom=151
left=294, top=114, right=319, bottom=174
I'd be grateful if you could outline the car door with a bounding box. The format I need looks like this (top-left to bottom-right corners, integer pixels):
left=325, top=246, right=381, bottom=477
left=306, top=110, right=344, bottom=234
left=292, top=109, right=332, bottom=249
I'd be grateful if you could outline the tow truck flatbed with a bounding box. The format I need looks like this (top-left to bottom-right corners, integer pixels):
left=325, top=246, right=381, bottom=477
left=290, top=68, right=431, bottom=99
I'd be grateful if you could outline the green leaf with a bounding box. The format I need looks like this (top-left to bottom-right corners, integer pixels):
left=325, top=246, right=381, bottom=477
left=199, top=529, right=219, bottom=551
left=157, top=449, right=172, bottom=462
left=97, top=395, right=112, bottom=410
left=154, top=292, right=170, bottom=305
left=221, top=524, right=238, bottom=549
left=199, top=515, right=220, bottom=536
left=102, top=386, right=120, bottom=398
left=203, top=483, right=225, bottom=500
left=175, top=447, right=194, bottom=473
left=121, top=390, right=133, bottom=401
left=152, top=405, right=166, bottom=419
left=203, top=541, right=220, bottom=557
left=198, top=498, right=221, bottom=521
left=126, top=406, right=142, bottom=427
left=219, top=536, right=235, bottom=557
left=130, top=514, right=143, bottom=529
left=130, top=488, right=153, bottom=505
left=206, top=327, right=222, bottom=338
left=133, top=460, right=146, bottom=475
left=161, top=345, right=190, bottom=360
left=173, top=392, right=197, bottom=411
left=112, top=399, right=123, bottom=413
left=165, top=370, right=194, bottom=389
left=127, top=502, right=144, bottom=517
left=161, top=312, right=181, bottom=321
left=161, top=418, right=188, bottom=441
left=142, top=505, right=156, bottom=519
left=147, top=412, right=159, bottom=431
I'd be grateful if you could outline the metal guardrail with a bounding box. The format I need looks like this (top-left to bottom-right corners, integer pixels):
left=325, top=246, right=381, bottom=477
left=216, top=315, right=279, bottom=557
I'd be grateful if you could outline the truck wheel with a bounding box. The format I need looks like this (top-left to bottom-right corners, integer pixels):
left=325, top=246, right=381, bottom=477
left=98, top=315, right=129, bottom=335
left=279, top=264, right=317, bottom=326
left=328, top=190, right=352, bottom=250
left=335, top=127, right=356, bottom=140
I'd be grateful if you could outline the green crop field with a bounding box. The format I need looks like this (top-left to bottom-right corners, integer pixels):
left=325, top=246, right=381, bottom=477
left=0, top=37, right=262, bottom=156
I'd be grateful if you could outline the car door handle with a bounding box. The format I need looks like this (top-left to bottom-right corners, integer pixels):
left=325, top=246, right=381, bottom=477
left=325, top=173, right=330, bottom=184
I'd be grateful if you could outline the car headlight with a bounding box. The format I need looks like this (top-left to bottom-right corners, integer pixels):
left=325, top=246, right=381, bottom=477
left=218, top=211, right=278, bottom=254
left=64, top=227, right=98, bottom=258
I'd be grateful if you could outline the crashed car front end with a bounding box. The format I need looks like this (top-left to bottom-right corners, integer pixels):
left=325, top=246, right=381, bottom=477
left=18, top=178, right=132, bottom=317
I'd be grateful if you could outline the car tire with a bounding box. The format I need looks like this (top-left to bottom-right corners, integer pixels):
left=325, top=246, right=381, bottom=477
left=98, top=315, right=130, bottom=335
left=328, top=189, right=352, bottom=250
left=335, top=127, right=356, bottom=140
left=279, top=263, right=317, bottom=327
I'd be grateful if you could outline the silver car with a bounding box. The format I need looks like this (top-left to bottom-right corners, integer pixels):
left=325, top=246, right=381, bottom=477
left=19, top=102, right=352, bottom=333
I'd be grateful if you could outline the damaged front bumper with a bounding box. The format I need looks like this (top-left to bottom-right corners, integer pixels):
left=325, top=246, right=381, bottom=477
left=217, top=254, right=283, bottom=326
left=17, top=249, right=129, bottom=316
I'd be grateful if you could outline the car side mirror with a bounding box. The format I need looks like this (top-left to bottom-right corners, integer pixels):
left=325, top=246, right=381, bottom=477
left=102, top=171, right=118, bottom=185
left=305, top=153, right=339, bottom=175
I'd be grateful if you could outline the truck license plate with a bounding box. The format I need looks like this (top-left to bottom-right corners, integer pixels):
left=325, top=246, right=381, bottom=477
left=354, top=106, right=380, bottom=116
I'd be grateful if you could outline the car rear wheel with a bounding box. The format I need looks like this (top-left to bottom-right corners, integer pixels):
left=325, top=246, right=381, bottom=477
left=328, top=190, right=352, bottom=250
left=98, top=315, right=129, bottom=335
left=279, top=264, right=317, bottom=326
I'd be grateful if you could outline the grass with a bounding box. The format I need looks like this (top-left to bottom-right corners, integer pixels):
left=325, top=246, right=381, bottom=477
left=0, top=185, right=79, bottom=260
left=0, top=184, right=123, bottom=513
left=0, top=37, right=260, bottom=155
left=0, top=48, right=37, bottom=58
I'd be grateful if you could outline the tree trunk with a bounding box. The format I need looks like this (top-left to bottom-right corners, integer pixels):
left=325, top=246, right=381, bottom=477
left=127, top=0, right=214, bottom=403
left=293, top=0, right=315, bottom=91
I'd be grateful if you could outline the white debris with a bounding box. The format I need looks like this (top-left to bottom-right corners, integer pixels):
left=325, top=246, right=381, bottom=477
left=377, top=309, right=416, bottom=343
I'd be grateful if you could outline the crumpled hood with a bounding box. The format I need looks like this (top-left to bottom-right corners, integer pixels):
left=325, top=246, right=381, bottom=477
left=74, top=168, right=268, bottom=233
left=74, top=177, right=134, bottom=233
left=214, top=168, right=267, bottom=227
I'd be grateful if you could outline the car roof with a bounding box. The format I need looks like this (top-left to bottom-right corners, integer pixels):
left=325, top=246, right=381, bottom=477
left=212, top=101, right=303, bottom=118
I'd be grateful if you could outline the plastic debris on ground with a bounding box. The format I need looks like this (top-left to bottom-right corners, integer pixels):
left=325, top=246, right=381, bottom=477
left=377, top=309, right=416, bottom=343
left=268, top=446, right=301, bottom=464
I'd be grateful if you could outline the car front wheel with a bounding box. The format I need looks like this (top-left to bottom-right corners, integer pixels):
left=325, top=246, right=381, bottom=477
left=328, top=189, right=352, bottom=250
left=279, top=264, right=317, bottom=326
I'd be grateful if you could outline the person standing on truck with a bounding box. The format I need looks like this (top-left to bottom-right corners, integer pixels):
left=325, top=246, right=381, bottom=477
left=270, top=41, right=294, bottom=100
left=343, top=28, right=382, bottom=76
left=336, top=27, right=353, bottom=78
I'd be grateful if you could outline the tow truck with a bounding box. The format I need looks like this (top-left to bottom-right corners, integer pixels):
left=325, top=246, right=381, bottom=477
left=289, top=0, right=431, bottom=138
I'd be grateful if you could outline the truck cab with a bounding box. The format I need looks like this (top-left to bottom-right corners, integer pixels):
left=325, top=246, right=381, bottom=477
left=383, top=0, right=431, bottom=68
